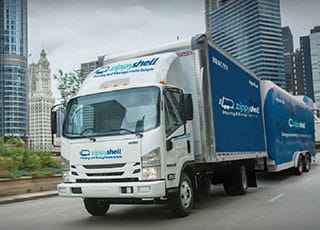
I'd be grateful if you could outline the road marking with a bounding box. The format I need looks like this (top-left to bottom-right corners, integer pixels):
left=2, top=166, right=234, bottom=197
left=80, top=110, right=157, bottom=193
left=268, top=193, right=285, bottom=203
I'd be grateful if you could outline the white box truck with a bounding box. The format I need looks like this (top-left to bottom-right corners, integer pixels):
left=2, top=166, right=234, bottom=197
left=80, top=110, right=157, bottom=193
left=52, top=34, right=315, bottom=217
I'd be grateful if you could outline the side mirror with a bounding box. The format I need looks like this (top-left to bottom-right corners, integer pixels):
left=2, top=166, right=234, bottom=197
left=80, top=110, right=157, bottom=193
left=183, top=93, right=193, bottom=121
left=51, top=111, right=57, bottom=135
left=51, top=104, right=64, bottom=147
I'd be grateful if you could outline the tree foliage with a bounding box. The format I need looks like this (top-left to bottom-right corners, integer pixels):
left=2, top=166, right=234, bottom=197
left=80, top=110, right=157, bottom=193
left=0, top=137, right=60, bottom=173
left=6, top=137, right=25, bottom=147
left=53, top=69, right=85, bottom=105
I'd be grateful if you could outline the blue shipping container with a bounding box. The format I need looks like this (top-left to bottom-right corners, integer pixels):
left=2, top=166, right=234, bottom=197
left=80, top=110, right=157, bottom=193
left=208, top=44, right=266, bottom=154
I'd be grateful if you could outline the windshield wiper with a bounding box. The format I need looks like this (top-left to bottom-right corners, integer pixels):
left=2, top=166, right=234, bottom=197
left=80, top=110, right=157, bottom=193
left=64, top=128, right=143, bottom=138
left=80, top=128, right=97, bottom=136
left=64, top=131, right=88, bottom=138
left=106, top=128, right=143, bottom=138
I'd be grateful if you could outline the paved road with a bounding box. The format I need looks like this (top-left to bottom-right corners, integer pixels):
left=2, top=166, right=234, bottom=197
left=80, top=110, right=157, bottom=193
left=1, top=160, right=320, bottom=230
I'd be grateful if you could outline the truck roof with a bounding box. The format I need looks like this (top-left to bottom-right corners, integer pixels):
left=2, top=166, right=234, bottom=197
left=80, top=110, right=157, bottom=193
left=103, top=39, right=191, bottom=65
left=77, top=52, right=179, bottom=97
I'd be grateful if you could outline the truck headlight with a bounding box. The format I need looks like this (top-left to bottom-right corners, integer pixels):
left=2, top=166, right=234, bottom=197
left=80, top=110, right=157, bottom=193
left=142, top=167, right=161, bottom=180
left=142, top=148, right=161, bottom=180
left=61, top=156, right=70, bottom=171
left=61, top=156, right=73, bottom=183
left=62, top=171, right=73, bottom=183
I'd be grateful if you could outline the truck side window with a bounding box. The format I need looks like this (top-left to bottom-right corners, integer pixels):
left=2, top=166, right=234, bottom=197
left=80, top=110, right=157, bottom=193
left=164, top=88, right=184, bottom=137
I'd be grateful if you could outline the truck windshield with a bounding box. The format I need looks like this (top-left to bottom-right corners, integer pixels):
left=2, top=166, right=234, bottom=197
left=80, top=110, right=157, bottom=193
left=63, top=87, right=160, bottom=138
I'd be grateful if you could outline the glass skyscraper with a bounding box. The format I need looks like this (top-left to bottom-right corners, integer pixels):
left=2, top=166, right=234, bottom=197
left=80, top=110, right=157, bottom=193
left=205, top=0, right=285, bottom=88
left=310, top=26, right=320, bottom=107
left=0, top=0, right=28, bottom=137
left=300, top=35, right=314, bottom=101
left=282, top=26, right=293, bottom=92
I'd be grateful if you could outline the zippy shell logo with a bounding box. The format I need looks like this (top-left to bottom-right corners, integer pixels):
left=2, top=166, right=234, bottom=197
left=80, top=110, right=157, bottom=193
left=218, top=96, right=260, bottom=118
left=288, top=118, right=306, bottom=129
left=80, top=149, right=122, bottom=160
left=93, top=57, right=159, bottom=78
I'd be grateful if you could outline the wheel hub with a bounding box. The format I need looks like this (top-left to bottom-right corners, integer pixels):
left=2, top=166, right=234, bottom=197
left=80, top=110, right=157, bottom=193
left=180, top=181, right=192, bottom=208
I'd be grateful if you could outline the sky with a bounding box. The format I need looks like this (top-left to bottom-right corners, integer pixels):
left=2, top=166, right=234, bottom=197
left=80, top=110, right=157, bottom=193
left=28, top=0, right=320, bottom=99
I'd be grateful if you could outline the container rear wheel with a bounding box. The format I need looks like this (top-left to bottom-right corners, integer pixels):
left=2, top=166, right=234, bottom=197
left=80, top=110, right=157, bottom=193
left=303, top=154, right=311, bottom=172
left=223, top=163, right=248, bottom=196
left=294, top=155, right=304, bottom=175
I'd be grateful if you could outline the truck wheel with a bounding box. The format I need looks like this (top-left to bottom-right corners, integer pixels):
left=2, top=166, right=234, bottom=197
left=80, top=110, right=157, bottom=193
left=303, top=154, right=311, bottom=172
left=223, top=164, right=248, bottom=196
left=294, top=155, right=303, bottom=175
left=84, top=198, right=110, bottom=216
left=168, top=173, right=193, bottom=217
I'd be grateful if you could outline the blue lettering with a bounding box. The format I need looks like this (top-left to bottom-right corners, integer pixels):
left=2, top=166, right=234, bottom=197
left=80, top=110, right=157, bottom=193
left=95, top=66, right=110, bottom=74
left=136, top=60, right=144, bottom=67
left=132, top=62, right=139, bottom=68
left=80, top=150, right=90, bottom=156
left=94, top=57, right=160, bottom=77
left=151, top=58, right=159, bottom=65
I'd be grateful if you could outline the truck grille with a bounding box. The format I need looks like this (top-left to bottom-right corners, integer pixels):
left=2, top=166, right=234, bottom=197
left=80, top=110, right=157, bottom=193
left=71, top=162, right=141, bottom=180
left=76, top=178, right=139, bottom=183
left=83, top=163, right=126, bottom=169
left=86, top=172, right=124, bottom=177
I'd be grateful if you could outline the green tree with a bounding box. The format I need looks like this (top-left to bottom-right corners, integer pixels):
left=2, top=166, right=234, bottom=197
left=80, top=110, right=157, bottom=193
left=6, top=137, right=25, bottom=148
left=0, top=137, right=5, bottom=155
left=53, top=69, right=85, bottom=105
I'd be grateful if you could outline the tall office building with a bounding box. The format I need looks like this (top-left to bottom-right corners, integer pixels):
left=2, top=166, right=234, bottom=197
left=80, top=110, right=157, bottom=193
left=287, top=51, right=304, bottom=96
left=29, top=49, right=55, bottom=151
left=282, top=26, right=293, bottom=92
left=282, top=26, right=293, bottom=53
left=0, top=0, right=28, bottom=138
left=300, top=35, right=314, bottom=101
left=205, top=0, right=285, bottom=88
left=310, top=26, right=320, bottom=107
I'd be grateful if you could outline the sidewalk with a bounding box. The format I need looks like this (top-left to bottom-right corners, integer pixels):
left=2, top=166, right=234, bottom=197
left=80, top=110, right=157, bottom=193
left=0, top=190, right=58, bottom=205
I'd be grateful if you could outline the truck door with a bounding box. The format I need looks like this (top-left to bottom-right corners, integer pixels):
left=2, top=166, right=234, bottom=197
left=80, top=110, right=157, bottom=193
left=164, top=88, right=193, bottom=187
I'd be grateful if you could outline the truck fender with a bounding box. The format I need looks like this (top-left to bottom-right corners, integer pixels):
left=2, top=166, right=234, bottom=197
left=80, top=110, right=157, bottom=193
left=293, top=151, right=306, bottom=167
left=181, top=162, right=196, bottom=189
left=167, top=159, right=194, bottom=189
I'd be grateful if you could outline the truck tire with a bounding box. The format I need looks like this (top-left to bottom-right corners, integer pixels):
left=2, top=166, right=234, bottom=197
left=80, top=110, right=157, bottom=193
left=223, top=163, right=248, bottom=196
left=84, top=198, right=110, bottom=216
left=294, top=155, right=303, bottom=175
left=168, top=173, right=193, bottom=217
left=303, top=154, right=311, bottom=172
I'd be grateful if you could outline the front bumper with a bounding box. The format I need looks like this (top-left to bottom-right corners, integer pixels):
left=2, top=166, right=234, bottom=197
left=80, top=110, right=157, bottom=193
left=57, top=180, right=166, bottom=198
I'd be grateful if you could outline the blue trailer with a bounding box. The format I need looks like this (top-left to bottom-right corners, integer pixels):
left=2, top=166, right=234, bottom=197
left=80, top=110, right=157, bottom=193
left=256, top=81, right=315, bottom=173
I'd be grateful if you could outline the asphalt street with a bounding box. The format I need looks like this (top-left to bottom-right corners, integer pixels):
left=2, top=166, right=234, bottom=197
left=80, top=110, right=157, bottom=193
left=1, top=159, right=320, bottom=230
